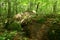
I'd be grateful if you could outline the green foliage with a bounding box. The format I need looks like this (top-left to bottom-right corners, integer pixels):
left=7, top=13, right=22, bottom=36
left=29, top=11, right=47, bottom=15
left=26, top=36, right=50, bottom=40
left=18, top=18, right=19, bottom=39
left=6, top=21, right=22, bottom=31
left=37, top=17, right=47, bottom=23
left=0, top=31, right=17, bottom=40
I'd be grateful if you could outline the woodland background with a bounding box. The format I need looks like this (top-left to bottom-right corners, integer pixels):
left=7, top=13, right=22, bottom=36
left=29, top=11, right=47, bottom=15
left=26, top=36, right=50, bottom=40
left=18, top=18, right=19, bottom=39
left=0, top=0, right=60, bottom=40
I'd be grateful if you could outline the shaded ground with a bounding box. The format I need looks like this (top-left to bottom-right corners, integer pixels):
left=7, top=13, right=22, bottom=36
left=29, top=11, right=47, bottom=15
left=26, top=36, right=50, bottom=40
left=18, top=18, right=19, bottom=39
left=0, top=14, right=60, bottom=40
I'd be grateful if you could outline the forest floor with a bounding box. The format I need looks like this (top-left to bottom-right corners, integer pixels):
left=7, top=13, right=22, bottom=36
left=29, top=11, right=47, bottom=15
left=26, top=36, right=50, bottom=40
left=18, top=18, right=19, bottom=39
left=0, top=14, right=60, bottom=40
